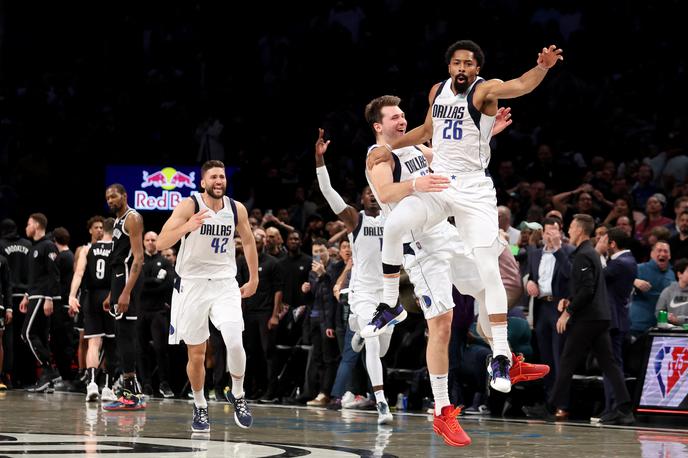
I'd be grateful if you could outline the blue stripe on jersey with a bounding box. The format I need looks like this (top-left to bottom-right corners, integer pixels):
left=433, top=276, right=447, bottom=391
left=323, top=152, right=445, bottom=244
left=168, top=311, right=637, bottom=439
left=392, top=154, right=402, bottom=183
left=433, top=80, right=447, bottom=105
left=351, top=212, right=364, bottom=242
left=467, top=79, right=484, bottom=131
left=229, top=198, right=238, bottom=227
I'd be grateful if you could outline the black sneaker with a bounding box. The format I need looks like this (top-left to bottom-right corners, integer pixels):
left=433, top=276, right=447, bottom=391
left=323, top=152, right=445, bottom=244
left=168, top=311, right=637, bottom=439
left=598, top=409, right=635, bottom=426
left=191, top=405, right=210, bottom=432
left=26, top=368, right=58, bottom=393
left=522, top=403, right=555, bottom=421
left=143, top=384, right=154, bottom=397
left=225, top=391, right=253, bottom=429
left=159, top=382, right=174, bottom=398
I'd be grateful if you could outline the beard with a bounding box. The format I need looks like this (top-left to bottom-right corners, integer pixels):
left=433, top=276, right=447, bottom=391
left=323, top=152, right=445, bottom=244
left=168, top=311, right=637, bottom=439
left=452, top=75, right=469, bottom=94
left=204, top=185, right=226, bottom=199
left=108, top=204, right=122, bottom=215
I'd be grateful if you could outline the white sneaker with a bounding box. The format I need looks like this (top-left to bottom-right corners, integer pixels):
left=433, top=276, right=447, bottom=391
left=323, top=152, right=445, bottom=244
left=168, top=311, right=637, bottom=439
left=341, top=391, right=356, bottom=408
left=376, top=402, right=393, bottom=425
left=100, top=386, right=118, bottom=402
left=86, top=381, right=99, bottom=402
left=351, top=331, right=365, bottom=353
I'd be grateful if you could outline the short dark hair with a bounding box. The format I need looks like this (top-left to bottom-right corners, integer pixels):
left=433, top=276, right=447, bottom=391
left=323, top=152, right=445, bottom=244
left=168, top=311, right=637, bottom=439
left=445, top=40, right=485, bottom=67
left=542, top=216, right=562, bottom=230
left=29, top=213, right=48, bottom=230
left=675, top=258, right=688, bottom=275
left=53, top=227, right=70, bottom=245
left=86, top=215, right=104, bottom=231
left=607, top=227, right=631, bottom=250
left=364, top=95, right=402, bottom=131
left=106, top=183, right=126, bottom=195
left=311, top=237, right=328, bottom=248
left=573, top=213, right=595, bottom=236
left=287, top=229, right=302, bottom=239
left=103, top=217, right=115, bottom=234
left=674, top=196, right=688, bottom=210
left=201, top=160, right=225, bottom=177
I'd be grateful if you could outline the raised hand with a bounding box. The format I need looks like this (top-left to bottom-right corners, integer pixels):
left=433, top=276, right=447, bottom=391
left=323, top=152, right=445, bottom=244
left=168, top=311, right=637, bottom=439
left=315, top=128, right=331, bottom=157
left=537, top=45, right=564, bottom=69
left=185, top=208, right=211, bottom=233
left=492, top=107, right=513, bottom=136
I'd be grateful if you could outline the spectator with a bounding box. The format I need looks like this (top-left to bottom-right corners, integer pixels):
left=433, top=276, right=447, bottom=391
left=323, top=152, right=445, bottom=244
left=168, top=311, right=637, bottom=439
left=596, top=228, right=638, bottom=415
left=665, top=196, right=688, bottom=237
left=278, top=231, right=311, bottom=346
left=635, top=194, right=672, bottom=243
left=669, top=211, right=688, bottom=262
left=629, top=241, right=674, bottom=335
left=655, top=258, right=688, bottom=326
left=265, top=227, right=287, bottom=260
left=498, top=206, right=521, bottom=247
left=630, top=164, right=659, bottom=210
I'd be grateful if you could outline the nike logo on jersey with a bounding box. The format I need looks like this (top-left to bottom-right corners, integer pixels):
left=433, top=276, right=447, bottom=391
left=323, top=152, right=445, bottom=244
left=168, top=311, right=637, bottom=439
left=581, top=267, right=589, bottom=271
left=115, top=273, right=124, bottom=278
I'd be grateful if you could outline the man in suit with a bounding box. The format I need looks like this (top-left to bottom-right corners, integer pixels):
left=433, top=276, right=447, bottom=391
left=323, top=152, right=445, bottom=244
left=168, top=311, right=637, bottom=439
left=525, top=217, right=574, bottom=395
left=595, top=227, right=638, bottom=417
left=524, top=214, right=634, bottom=425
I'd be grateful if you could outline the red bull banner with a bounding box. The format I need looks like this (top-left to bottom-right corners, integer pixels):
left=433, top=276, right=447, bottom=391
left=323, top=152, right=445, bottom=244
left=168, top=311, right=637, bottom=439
left=106, top=165, right=200, bottom=211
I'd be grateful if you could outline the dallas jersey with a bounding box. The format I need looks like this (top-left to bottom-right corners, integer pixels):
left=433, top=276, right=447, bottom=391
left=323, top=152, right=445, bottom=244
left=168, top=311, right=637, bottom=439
left=348, top=211, right=385, bottom=296
left=431, top=77, right=495, bottom=173
left=85, top=241, right=113, bottom=290
left=176, top=194, right=238, bottom=279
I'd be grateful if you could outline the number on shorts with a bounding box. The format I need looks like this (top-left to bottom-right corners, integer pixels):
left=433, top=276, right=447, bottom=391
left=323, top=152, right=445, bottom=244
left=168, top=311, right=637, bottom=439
left=442, top=119, right=463, bottom=140
left=95, top=258, right=106, bottom=279
left=211, top=237, right=229, bottom=253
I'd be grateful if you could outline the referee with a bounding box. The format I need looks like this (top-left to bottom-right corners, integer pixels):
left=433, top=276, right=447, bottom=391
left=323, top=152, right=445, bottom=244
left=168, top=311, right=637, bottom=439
left=524, top=214, right=634, bottom=425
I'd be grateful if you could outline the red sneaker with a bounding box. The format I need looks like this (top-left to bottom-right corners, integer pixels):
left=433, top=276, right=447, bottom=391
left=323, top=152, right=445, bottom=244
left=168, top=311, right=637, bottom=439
left=510, top=353, right=550, bottom=384
left=433, top=405, right=471, bottom=447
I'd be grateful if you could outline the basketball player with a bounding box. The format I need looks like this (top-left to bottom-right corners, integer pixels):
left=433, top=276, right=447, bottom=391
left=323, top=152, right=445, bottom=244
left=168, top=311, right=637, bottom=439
left=68, top=217, right=118, bottom=402
left=157, top=160, right=259, bottom=433
left=365, top=42, right=562, bottom=394
left=102, top=184, right=146, bottom=411
left=19, top=213, right=60, bottom=392
left=314, top=128, right=396, bottom=424
left=73, top=216, right=105, bottom=383
left=363, top=95, right=549, bottom=446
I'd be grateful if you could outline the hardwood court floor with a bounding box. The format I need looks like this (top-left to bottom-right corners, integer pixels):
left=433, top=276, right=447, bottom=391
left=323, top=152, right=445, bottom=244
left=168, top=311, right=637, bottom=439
left=0, top=391, right=686, bottom=457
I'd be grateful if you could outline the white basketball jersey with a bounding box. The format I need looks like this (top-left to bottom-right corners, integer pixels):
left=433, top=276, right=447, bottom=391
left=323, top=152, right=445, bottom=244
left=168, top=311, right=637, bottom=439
left=176, top=194, right=237, bottom=279
left=365, top=144, right=430, bottom=218
left=348, top=211, right=385, bottom=295
left=431, top=77, right=495, bottom=173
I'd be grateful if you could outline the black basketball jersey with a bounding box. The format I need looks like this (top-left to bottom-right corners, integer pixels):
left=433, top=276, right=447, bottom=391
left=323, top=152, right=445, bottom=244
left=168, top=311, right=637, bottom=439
left=111, top=208, right=138, bottom=270
left=86, top=241, right=113, bottom=290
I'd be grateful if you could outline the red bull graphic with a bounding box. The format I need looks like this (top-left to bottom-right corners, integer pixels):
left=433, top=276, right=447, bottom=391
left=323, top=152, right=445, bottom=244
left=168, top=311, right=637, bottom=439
left=106, top=164, right=235, bottom=212
left=141, top=167, right=196, bottom=190
left=639, top=336, right=688, bottom=411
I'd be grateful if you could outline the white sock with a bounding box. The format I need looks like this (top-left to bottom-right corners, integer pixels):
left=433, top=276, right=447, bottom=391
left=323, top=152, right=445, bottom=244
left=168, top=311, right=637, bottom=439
left=382, top=275, right=400, bottom=306
left=491, top=322, right=511, bottom=360
left=88, top=368, right=97, bottom=384
left=430, top=373, right=450, bottom=416
left=374, top=389, right=386, bottom=404
left=231, top=374, right=245, bottom=399
left=193, top=389, right=207, bottom=408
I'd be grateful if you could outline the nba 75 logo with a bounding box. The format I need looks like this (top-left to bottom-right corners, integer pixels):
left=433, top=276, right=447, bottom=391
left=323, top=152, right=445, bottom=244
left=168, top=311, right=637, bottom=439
left=654, top=346, right=688, bottom=397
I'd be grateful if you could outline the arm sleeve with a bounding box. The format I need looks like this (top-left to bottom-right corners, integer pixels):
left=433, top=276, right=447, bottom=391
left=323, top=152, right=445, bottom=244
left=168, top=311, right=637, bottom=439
left=655, top=285, right=672, bottom=312
left=316, top=166, right=348, bottom=215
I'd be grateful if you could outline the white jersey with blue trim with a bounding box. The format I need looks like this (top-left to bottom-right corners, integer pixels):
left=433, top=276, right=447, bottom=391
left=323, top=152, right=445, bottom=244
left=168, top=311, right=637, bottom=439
left=348, top=211, right=385, bottom=295
left=176, top=194, right=237, bottom=279
left=431, top=77, right=496, bottom=173
left=365, top=144, right=431, bottom=218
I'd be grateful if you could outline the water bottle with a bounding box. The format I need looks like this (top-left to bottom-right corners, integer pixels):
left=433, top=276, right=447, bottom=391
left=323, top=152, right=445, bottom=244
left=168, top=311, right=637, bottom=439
left=658, top=310, right=668, bottom=325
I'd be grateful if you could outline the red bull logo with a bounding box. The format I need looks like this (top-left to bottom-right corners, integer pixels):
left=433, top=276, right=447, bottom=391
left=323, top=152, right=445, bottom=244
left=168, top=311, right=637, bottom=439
left=141, top=167, right=196, bottom=190
left=135, top=167, right=197, bottom=210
